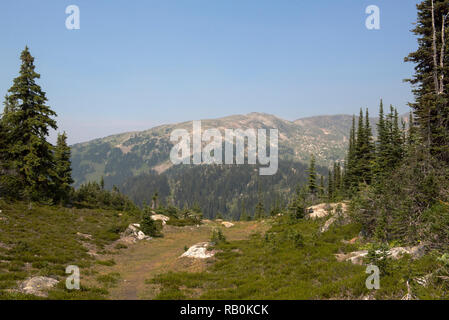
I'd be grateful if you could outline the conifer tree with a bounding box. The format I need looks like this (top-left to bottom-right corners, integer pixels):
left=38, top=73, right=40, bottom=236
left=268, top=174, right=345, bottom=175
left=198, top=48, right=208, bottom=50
left=254, top=185, right=265, bottom=219
left=307, top=155, right=318, bottom=195
left=240, top=198, right=248, bottom=221
left=53, top=132, right=73, bottom=203
left=255, top=199, right=265, bottom=220
left=343, top=115, right=357, bottom=193
left=375, top=99, right=389, bottom=179
left=405, top=0, right=449, bottom=163
left=407, top=112, right=418, bottom=147
left=327, top=168, right=334, bottom=201
left=354, top=108, right=374, bottom=185
left=319, top=175, right=325, bottom=198
left=1, top=47, right=57, bottom=200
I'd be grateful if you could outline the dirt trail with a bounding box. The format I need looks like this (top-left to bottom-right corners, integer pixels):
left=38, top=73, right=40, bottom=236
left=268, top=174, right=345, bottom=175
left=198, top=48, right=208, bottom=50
left=91, top=220, right=268, bottom=300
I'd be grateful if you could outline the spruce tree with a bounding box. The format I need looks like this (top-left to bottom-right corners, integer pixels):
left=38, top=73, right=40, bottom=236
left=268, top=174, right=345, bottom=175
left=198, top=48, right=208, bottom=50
left=1, top=47, right=58, bottom=200
left=53, top=132, right=73, bottom=203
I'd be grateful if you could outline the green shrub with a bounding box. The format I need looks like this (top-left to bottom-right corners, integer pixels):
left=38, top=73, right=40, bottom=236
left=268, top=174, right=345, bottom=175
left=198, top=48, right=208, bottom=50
left=210, top=229, right=227, bottom=245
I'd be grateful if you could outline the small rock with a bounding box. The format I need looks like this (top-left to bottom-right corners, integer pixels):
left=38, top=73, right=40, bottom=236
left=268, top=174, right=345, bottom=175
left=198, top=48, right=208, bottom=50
left=136, top=230, right=151, bottom=240
left=221, top=221, right=235, bottom=228
left=151, top=214, right=170, bottom=225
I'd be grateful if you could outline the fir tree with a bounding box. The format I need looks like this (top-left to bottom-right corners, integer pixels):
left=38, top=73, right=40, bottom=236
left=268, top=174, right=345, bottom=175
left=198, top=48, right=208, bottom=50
left=53, top=132, right=73, bottom=203
left=1, top=47, right=58, bottom=200
left=343, top=115, right=357, bottom=193
left=405, top=0, right=449, bottom=163
left=354, top=108, right=374, bottom=186
left=307, top=155, right=318, bottom=196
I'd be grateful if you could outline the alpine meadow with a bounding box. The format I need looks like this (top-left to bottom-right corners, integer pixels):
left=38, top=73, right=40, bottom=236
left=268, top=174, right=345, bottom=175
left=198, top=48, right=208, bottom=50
left=1, top=0, right=449, bottom=308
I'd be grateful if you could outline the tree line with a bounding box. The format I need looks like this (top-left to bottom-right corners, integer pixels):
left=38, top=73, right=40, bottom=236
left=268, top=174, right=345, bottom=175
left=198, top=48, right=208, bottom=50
left=323, top=0, right=449, bottom=249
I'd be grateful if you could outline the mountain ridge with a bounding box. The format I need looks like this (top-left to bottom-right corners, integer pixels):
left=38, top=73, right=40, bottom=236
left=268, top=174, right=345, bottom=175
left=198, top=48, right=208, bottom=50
left=70, top=111, right=409, bottom=189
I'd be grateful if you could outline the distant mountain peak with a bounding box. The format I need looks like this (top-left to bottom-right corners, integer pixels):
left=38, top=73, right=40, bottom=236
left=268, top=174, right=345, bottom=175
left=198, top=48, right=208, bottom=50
left=70, top=112, right=381, bottom=187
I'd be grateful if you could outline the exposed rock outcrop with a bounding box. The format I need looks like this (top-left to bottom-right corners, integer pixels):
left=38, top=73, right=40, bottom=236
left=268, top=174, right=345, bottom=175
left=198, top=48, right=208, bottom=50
left=307, top=202, right=350, bottom=233
left=180, top=242, right=215, bottom=259
left=307, top=203, right=348, bottom=220
left=121, top=223, right=152, bottom=243
left=19, top=276, right=59, bottom=297
left=335, top=244, right=428, bottom=265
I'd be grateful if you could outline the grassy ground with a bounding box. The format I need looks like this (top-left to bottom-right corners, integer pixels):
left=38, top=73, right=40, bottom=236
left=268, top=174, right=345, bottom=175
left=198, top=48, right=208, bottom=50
left=0, top=200, right=138, bottom=299
left=86, top=220, right=269, bottom=299
left=148, top=216, right=449, bottom=300
left=1, top=200, right=447, bottom=300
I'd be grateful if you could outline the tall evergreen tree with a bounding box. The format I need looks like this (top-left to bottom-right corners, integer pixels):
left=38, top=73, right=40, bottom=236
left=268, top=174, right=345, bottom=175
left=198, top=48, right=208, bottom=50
left=254, top=181, right=265, bottom=219
left=1, top=47, right=58, bottom=200
left=405, top=0, right=449, bottom=162
left=327, top=168, right=334, bottom=201
left=343, top=115, right=357, bottom=193
left=354, top=109, right=374, bottom=185
left=319, top=175, right=325, bottom=198
left=307, top=155, right=318, bottom=195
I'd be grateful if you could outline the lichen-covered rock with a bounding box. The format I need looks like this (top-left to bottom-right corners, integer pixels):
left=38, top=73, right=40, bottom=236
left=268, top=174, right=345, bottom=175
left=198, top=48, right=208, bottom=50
left=180, top=242, right=215, bottom=259
left=19, top=276, right=59, bottom=297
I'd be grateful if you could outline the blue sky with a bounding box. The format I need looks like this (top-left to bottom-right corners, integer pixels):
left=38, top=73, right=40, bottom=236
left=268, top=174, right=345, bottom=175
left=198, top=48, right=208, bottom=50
left=0, top=0, right=420, bottom=144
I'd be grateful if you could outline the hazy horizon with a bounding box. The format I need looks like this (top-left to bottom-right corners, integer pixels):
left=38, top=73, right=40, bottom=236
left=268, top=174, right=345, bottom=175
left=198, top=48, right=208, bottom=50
left=1, top=0, right=419, bottom=144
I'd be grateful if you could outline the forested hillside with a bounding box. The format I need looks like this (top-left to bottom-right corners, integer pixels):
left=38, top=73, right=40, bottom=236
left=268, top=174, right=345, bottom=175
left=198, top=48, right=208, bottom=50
left=119, top=160, right=327, bottom=219
left=70, top=113, right=390, bottom=189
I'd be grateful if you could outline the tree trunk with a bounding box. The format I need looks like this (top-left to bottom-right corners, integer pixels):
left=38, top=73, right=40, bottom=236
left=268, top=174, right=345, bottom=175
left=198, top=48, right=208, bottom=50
left=440, top=14, right=446, bottom=94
